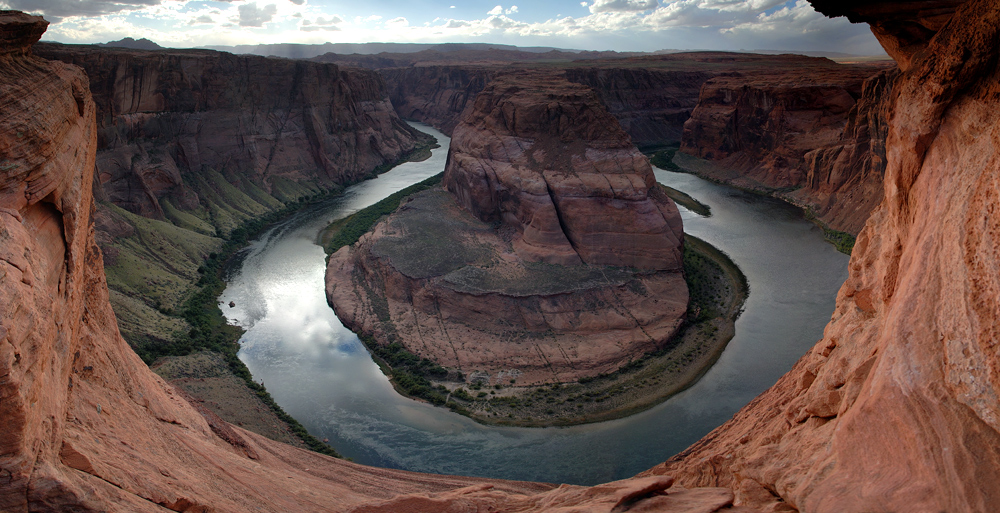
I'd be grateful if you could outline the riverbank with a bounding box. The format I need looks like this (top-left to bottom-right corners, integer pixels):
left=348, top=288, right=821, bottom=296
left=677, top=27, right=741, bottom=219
left=657, top=148, right=857, bottom=255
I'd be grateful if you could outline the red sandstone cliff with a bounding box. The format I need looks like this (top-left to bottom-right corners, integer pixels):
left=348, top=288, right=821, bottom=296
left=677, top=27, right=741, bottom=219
left=35, top=43, right=424, bottom=224
left=444, top=71, right=685, bottom=270
left=326, top=72, right=688, bottom=385
left=679, top=61, right=893, bottom=234
left=650, top=1, right=1000, bottom=510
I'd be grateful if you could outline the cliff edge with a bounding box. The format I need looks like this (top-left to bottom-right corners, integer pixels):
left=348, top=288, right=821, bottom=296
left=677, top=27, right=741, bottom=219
left=651, top=1, right=1000, bottom=510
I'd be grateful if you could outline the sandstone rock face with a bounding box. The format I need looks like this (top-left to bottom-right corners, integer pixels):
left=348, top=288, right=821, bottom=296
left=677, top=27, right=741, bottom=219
left=383, top=64, right=712, bottom=148
left=35, top=43, right=423, bottom=223
left=327, top=189, right=688, bottom=385
left=1, top=12, right=750, bottom=512
left=444, top=71, right=685, bottom=270
left=679, top=61, right=892, bottom=234
left=652, top=1, right=1000, bottom=510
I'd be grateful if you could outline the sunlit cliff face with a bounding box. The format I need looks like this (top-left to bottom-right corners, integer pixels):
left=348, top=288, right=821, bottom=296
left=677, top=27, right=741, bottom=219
left=653, top=0, right=1000, bottom=510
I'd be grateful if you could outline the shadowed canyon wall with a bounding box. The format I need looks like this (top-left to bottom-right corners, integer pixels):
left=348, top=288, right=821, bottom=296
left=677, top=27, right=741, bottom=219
left=31, top=43, right=427, bottom=353
left=648, top=0, right=1000, bottom=510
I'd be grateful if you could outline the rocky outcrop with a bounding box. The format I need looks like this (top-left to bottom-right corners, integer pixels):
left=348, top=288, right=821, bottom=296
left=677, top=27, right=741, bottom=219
left=1, top=12, right=752, bottom=512
left=652, top=0, right=1000, bottom=510
left=35, top=43, right=424, bottom=227
left=444, top=71, right=684, bottom=270
left=327, top=72, right=688, bottom=385
left=679, top=61, right=892, bottom=233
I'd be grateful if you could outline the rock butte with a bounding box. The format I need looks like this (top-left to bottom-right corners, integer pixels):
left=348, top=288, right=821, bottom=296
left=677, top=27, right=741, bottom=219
left=326, top=71, right=688, bottom=385
left=4, top=0, right=1000, bottom=510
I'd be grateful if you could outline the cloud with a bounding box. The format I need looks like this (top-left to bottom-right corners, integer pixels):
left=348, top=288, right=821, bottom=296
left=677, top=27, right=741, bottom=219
left=301, top=13, right=341, bottom=31
left=2, top=0, right=160, bottom=20
left=506, top=6, right=518, bottom=14
left=289, top=0, right=304, bottom=4
left=487, top=5, right=503, bottom=16
left=589, top=0, right=657, bottom=14
left=446, top=19, right=470, bottom=28
left=190, top=14, right=213, bottom=24
left=385, top=16, right=409, bottom=28
left=238, top=2, right=277, bottom=27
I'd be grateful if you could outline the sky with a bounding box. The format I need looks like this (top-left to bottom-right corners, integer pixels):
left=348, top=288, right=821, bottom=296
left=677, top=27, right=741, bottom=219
left=10, top=0, right=886, bottom=55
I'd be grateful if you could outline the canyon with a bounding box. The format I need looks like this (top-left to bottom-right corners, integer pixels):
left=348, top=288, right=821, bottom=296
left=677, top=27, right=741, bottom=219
left=0, top=12, right=753, bottom=512
left=326, top=71, right=688, bottom=388
left=4, top=0, right=1000, bottom=509
left=30, top=42, right=429, bottom=357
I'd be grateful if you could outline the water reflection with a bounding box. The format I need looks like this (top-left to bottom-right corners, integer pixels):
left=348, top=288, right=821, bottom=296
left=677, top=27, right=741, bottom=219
left=221, top=122, right=849, bottom=485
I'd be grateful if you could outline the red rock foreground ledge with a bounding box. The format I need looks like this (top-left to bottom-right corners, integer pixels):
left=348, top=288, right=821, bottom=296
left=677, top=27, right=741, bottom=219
left=326, top=72, right=688, bottom=386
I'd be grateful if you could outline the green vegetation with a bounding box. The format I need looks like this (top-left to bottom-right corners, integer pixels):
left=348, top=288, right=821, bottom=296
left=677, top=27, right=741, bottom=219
left=321, top=173, right=444, bottom=255
left=804, top=208, right=856, bottom=255
left=366, top=338, right=467, bottom=413
left=649, top=147, right=682, bottom=172
left=127, top=194, right=345, bottom=457
left=821, top=228, right=855, bottom=255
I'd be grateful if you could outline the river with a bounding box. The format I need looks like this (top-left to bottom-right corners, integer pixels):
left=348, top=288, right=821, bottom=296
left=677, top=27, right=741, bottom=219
left=219, top=122, right=849, bottom=486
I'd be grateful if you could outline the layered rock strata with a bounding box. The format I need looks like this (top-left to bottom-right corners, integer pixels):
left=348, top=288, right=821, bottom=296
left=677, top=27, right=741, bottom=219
left=1, top=12, right=751, bottom=512
left=35, top=43, right=424, bottom=225
left=652, top=0, right=1000, bottom=510
left=679, top=62, right=894, bottom=234
left=327, top=72, right=688, bottom=385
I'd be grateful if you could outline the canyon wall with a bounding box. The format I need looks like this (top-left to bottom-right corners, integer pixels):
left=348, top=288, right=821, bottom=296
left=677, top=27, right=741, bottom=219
left=380, top=62, right=713, bottom=146
left=35, top=43, right=424, bottom=226
left=679, top=62, right=893, bottom=234
left=382, top=56, right=890, bottom=235
left=381, top=65, right=497, bottom=135
left=651, top=0, right=1000, bottom=510
left=32, top=43, right=428, bottom=353
left=0, top=12, right=750, bottom=512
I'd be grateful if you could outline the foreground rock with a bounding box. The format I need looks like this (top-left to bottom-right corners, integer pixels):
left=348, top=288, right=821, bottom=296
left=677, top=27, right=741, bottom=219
left=650, top=0, right=1000, bottom=510
left=327, top=72, right=688, bottom=386
left=1, top=11, right=754, bottom=512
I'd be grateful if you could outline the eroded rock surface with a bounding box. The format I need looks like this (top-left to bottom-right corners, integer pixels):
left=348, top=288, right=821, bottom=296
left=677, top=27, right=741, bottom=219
left=679, top=61, right=894, bottom=234
left=651, top=1, right=1000, bottom=510
left=444, top=71, right=685, bottom=270
left=35, top=42, right=424, bottom=225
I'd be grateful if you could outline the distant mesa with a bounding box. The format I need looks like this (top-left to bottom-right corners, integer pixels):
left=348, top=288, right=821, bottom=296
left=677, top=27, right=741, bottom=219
left=326, top=71, right=689, bottom=386
left=97, top=37, right=163, bottom=50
